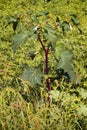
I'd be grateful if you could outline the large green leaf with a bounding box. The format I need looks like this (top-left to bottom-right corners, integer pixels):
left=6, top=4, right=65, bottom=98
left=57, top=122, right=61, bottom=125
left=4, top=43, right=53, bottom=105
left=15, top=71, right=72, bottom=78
left=12, top=26, right=37, bottom=52
left=44, top=25, right=57, bottom=44
left=20, top=67, right=43, bottom=86
left=12, top=31, right=29, bottom=52
left=55, top=47, right=76, bottom=80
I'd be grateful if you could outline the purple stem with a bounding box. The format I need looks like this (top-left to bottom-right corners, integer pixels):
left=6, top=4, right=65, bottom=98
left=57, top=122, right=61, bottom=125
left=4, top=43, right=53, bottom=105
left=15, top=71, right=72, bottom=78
left=38, top=33, right=46, bottom=52
left=38, top=34, right=51, bottom=92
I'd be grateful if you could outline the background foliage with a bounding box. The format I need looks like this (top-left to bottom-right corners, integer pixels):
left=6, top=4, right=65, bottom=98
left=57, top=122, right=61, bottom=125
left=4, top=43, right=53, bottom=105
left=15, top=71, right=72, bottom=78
left=0, top=0, right=87, bottom=129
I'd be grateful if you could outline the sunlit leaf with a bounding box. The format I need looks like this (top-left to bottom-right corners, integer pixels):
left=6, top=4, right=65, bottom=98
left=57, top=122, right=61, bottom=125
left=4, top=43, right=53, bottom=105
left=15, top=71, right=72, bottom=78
left=78, top=88, right=87, bottom=99
left=78, top=105, right=87, bottom=116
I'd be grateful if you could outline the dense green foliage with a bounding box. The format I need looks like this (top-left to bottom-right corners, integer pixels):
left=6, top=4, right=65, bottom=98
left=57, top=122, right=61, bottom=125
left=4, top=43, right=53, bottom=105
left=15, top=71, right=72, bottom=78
left=0, top=0, right=87, bottom=129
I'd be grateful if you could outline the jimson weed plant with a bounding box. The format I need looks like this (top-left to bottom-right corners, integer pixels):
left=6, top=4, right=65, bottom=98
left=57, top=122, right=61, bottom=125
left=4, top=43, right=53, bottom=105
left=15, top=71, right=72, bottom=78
left=9, top=11, right=77, bottom=102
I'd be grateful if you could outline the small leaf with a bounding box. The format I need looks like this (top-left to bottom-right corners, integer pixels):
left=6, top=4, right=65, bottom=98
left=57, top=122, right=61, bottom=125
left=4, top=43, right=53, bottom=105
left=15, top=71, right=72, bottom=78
left=6, top=16, right=18, bottom=24
left=20, top=67, right=43, bottom=86
left=70, top=14, right=79, bottom=25
left=28, top=51, right=38, bottom=60
left=60, top=21, right=71, bottom=34
left=5, top=16, right=20, bottom=31
left=36, top=12, right=49, bottom=17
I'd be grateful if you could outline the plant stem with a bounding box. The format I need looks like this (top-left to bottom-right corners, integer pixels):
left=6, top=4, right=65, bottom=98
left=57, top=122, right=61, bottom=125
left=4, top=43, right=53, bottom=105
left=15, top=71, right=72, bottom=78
left=38, top=33, right=51, bottom=93
left=38, top=33, right=46, bottom=52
